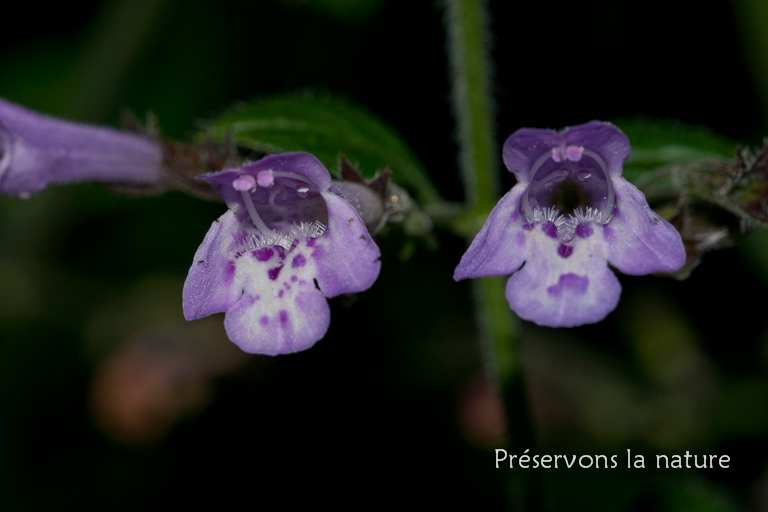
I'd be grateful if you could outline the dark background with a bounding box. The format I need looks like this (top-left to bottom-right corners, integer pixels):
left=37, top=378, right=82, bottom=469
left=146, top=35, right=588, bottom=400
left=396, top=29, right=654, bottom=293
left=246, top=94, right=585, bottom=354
left=1, top=0, right=768, bottom=510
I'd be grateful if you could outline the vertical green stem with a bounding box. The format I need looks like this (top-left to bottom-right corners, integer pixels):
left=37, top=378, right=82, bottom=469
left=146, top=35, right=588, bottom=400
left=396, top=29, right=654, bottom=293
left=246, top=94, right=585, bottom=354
left=445, top=0, right=540, bottom=509
left=445, top=0, right=498, bottom=212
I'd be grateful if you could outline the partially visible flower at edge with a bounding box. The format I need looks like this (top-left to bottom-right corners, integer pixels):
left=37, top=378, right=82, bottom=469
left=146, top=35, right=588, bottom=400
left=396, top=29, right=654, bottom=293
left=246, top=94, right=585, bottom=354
left=183, top=152, right=381, bottom=355
left=454, top=121, right=686, bottom=327
left=0, top=97, right=163, bottom=197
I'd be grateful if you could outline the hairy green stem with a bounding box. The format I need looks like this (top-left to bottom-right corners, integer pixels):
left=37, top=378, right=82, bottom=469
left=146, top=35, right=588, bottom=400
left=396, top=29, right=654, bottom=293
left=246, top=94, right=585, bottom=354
left=445, top=0, right=499, bottom=212
left=444, top=0, right=540, bottom=509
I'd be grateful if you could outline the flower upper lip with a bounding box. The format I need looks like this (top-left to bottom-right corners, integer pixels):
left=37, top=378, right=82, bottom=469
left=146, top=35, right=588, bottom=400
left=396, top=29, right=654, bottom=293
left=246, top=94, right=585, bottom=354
left=502, top=120, right=632, bottom=183
left=521, top=138, right=616, bottom=230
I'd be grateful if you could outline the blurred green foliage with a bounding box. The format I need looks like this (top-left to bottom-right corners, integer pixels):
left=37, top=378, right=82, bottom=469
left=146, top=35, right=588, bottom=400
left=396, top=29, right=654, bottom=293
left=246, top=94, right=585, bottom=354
left=620, top=119, right=736, bottom=183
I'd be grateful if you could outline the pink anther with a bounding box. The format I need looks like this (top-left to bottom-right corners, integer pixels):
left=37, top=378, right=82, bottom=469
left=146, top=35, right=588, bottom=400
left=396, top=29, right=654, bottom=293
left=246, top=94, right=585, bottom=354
left=233, top=174, right=256, bottom=192
left=257, top=170, right=275, bottom=188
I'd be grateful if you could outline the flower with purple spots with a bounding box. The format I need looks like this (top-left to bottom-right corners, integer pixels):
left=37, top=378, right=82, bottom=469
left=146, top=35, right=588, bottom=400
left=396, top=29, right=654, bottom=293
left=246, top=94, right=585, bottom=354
left=0, top=97, right=163, bottom=197
left=454, top=121, right=686, bottom=327
left=183, top=152, right=381, bottom=354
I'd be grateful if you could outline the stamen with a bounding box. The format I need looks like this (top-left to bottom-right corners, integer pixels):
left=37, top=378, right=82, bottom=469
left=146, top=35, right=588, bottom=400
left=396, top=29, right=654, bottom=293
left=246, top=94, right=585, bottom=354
left=257, top=170, right=275, bottom=188
left=581, top=149, right=614, bottom=224
left=269, top=187, right=281, bottom=209
left=270, top=171, right=318, bottom=191
left=233, top=174, right=256, bottom=192
left=240, top=189, right=272, bottom=234
left=551, top=145, right=583, bottom=162
left=297, top=186, right=309, bottom=198
left=564, top=145, right=584, bottom=161
left=543, top=169, right=569, bottom=184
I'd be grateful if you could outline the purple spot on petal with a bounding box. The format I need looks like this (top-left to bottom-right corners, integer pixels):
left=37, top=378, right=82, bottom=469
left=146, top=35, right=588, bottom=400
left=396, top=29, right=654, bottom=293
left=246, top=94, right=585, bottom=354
left=254, top=248, right=274, bottom=262
left=602, top=226, right=613, bottom=241
left=576, top=223, right=593, bottom=238
left=260, top=315, right=269, bottom=326
left=307, top=238, right=317, bottom=248
left=279, top=310, right=289, bottom=326
left=224, top=260, right=236, bottom=284
left=547, top=273, right=589, bottom=297
left=510, top=210, right=520, bottom=222
left=291, top=275, right=298, bottom=282
left=299, top=279, right=307, bottom=285
left=268, top=266, right=283, bottom=280
left=284, top=282, right=291, bottom=290
left=542, top=222, right=558, bottom=239
left=557, top=244, right=574, bottom=258
left=523, top=223, right=534, bottom=231
left=292, top=253, right=306, bottom=268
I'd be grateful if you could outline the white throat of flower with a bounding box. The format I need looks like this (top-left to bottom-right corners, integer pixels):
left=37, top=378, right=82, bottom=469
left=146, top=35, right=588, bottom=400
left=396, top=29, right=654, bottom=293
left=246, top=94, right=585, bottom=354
left=521, top=144, right=615, bottom=243
left=233, top=170, right=327, bottom=251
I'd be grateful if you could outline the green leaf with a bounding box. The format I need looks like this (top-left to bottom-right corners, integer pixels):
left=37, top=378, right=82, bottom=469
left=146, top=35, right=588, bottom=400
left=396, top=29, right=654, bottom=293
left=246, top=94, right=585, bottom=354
left=617, top=119, right=736, bottom=183
left=202, top=93, right=441, bottom=204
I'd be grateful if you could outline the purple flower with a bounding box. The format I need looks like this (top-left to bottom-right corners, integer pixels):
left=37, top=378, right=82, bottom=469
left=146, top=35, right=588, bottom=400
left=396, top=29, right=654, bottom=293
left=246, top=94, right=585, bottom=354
left=0, top=97, right=163, bottom=197
left=183, top=152, right=381, bottom=355
left=454, top=121, right=686, bottom=327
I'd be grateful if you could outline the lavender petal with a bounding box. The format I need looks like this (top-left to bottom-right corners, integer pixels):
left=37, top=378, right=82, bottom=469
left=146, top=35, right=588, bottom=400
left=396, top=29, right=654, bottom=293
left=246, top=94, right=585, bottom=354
left=454, top=184, right=528, bottom=280
left=182, top=210, right=242, bottom=320
left=311, top=191, right=381, bottom=298
left=603, top=178, right=687, bottom=275
left=0, top=97, right=163, bottom=196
